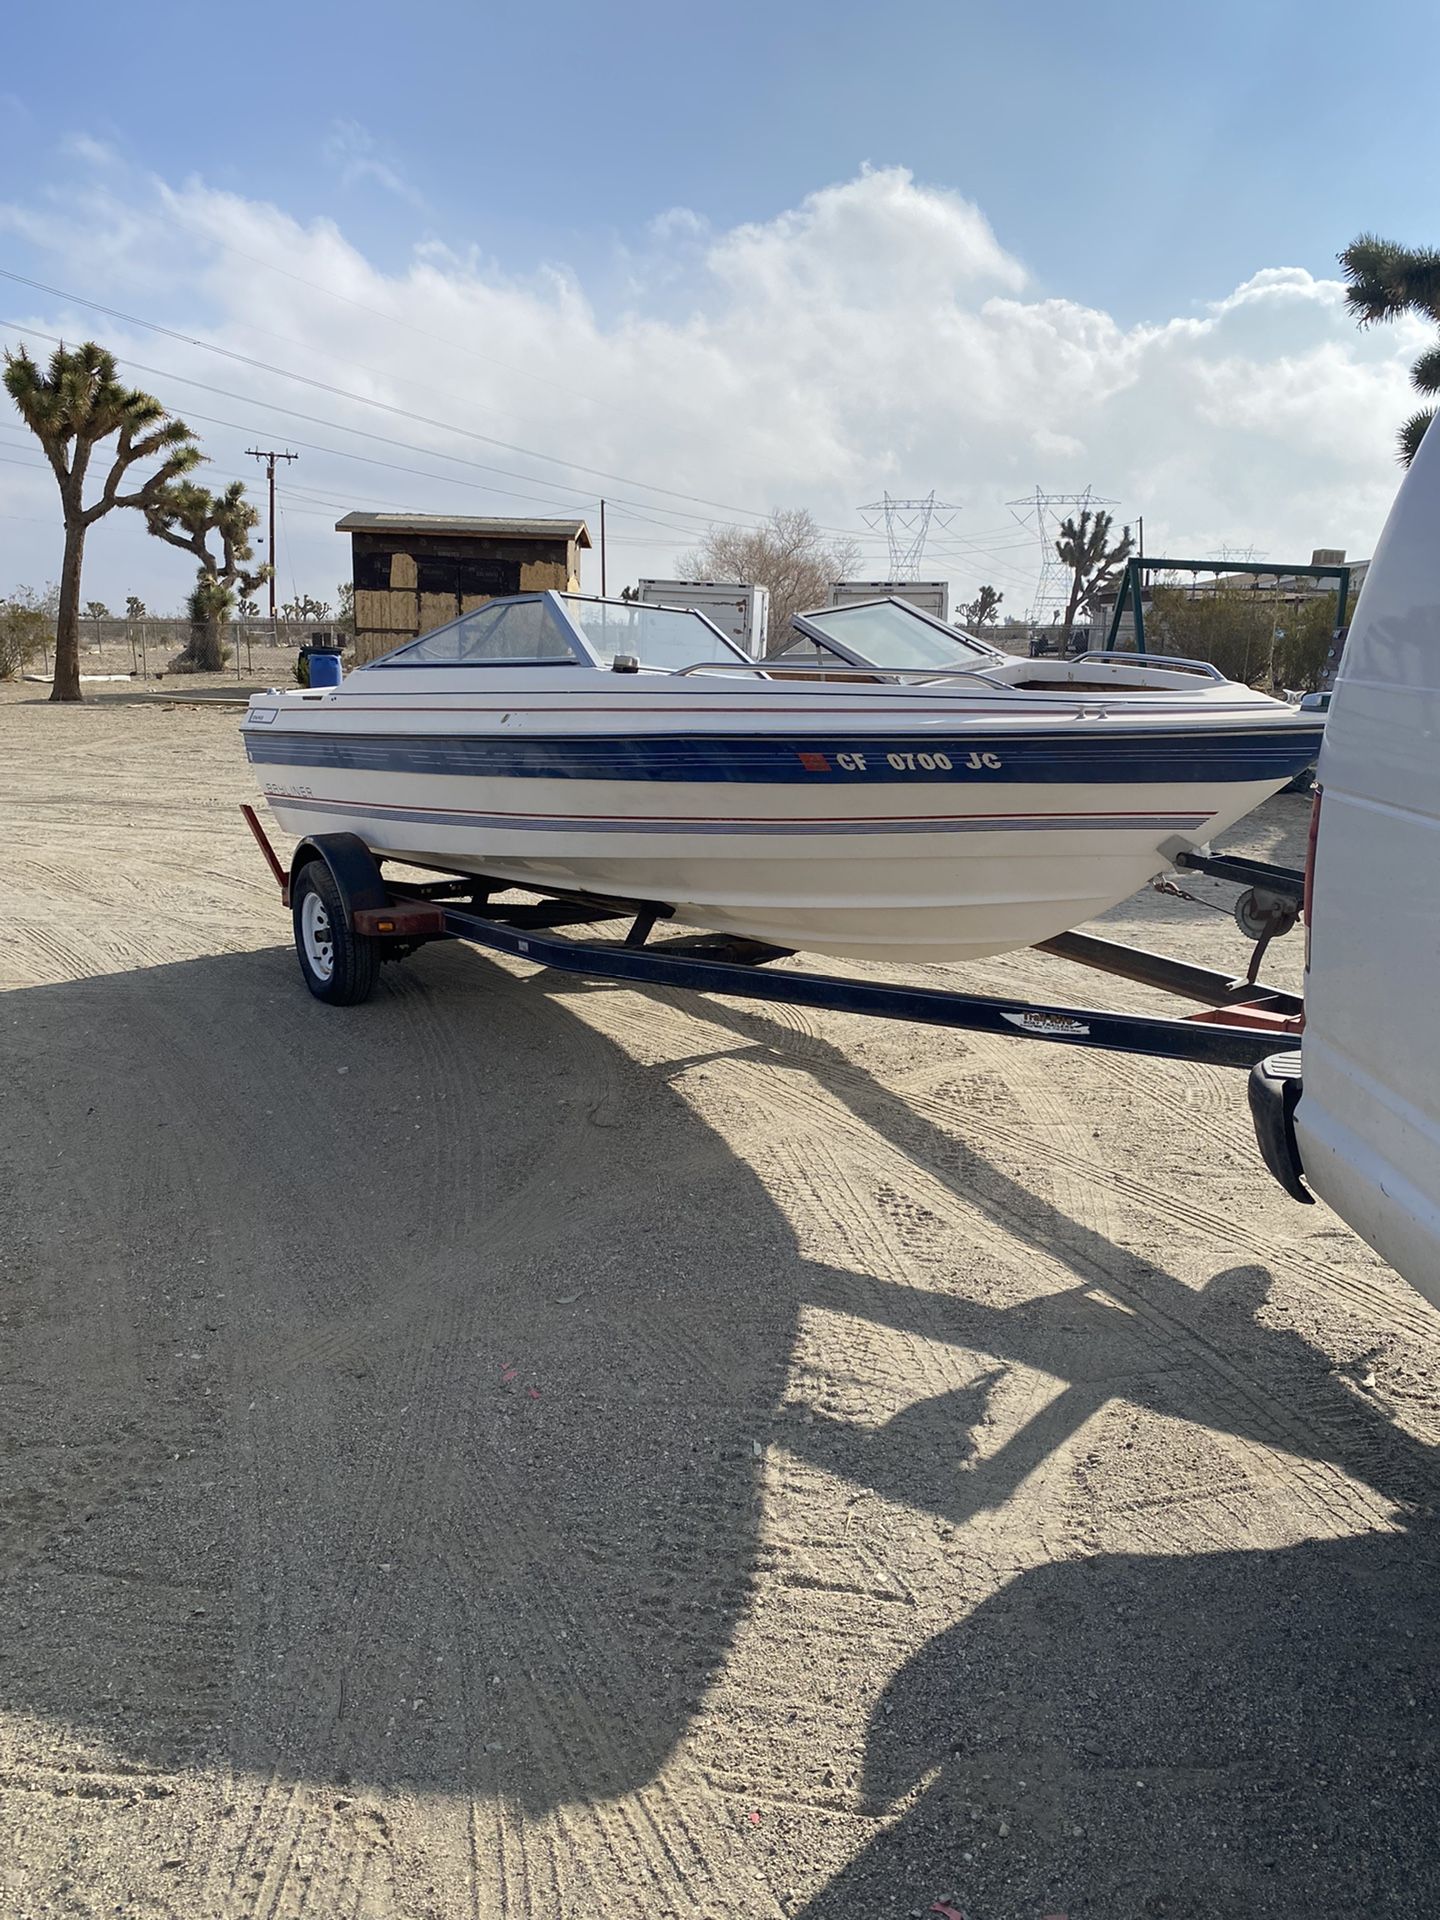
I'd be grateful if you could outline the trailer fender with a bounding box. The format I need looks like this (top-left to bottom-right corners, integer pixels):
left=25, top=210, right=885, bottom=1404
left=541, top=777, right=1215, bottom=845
left=288, top=833, right=389, bottom=919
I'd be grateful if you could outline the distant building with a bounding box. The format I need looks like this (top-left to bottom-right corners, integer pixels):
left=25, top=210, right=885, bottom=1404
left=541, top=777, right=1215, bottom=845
left=1207, top=549, right=1368, bottom=603
left=338, top=513, right=591, bottom=663
left=636, top=579, right=770, bottom=657
left=1089, top=548, right=1367, bottom=651
left=829, top=580, right=950, bottom=622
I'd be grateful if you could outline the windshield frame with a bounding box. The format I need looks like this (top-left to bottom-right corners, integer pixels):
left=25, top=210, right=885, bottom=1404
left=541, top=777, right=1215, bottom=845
left=365, top=591, right=590, bottom=670
left=364, top=590, right=756, bottom=673
left=558, top=592, right=754, bottom=670
left=791, top=597, right=1007, bottom=671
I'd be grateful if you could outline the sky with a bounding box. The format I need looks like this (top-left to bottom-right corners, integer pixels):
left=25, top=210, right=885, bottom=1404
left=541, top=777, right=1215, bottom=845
left=1, top=0, right=1437, bottom=618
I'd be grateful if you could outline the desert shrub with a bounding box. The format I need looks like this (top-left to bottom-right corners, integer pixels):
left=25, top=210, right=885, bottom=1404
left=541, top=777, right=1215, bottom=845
left=1149, top=585, right=1275, bottom=685
left=0, top=589, right=54, bottom=679
left=1271, top=593, right=1340, bottom=693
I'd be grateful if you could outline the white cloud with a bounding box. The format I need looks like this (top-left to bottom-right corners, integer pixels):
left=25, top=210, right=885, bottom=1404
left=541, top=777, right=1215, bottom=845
left=60, top=133, right=120, bottom=168
left=0, top=163, right=1429, bottom=615
left=322, top=120, right=427, bottom=211
left=648, top=206, right=709, bottom=245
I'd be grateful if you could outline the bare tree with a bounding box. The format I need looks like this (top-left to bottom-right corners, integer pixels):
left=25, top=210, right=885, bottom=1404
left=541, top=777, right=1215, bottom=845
left=3, top=343, right=200, bottom=701
left=677, top=508, right=861, bottom=651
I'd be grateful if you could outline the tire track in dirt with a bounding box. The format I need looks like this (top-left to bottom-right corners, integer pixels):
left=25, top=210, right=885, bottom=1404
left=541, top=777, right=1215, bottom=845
left=437, top=1440, right=786, bottom=1920
left=984, top=1037, right=1409, bottom=1545
left=2, top=924, right=624, bottom=1917
left=177, top=951, right=764, bottom=1918
left=861, top=1046, right=1422, bottom=1531
left=640, top=982, right=1438, bottom=1343
left=750, top=1096, right=1146, bottom=1568
left=586, top=995, right=1438, bottom=1538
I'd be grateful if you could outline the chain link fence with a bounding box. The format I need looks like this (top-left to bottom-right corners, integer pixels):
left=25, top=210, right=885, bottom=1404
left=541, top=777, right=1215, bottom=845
left=47, top=618, right=353, bottom=682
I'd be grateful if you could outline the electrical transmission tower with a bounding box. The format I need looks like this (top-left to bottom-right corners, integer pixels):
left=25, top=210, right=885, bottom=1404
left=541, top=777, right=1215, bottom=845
left=1007, top=485, right=1118, bottom=627
left=1215, top=542, right=1268, bottom=565
left=857, top=491, right=959, bottom=578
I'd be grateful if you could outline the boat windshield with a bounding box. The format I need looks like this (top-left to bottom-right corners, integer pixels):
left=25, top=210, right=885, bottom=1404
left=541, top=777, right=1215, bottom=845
left=561, top=596, right=751, bottom=670
left=378, top=596, right=580, bottom=666
left=797, top=600, right=1003, bottom=671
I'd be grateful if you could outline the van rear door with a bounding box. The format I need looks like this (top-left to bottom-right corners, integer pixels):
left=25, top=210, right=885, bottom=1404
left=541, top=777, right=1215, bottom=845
left=1292, top=424, right=1440, bottom=1301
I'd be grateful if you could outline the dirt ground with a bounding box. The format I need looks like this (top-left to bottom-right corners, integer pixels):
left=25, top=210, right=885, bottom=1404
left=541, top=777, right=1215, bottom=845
left=3, top=682, right=1439, bottom=1920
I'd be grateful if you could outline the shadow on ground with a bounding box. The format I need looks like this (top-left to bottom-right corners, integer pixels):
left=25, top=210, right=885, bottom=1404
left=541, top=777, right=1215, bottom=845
left=3, top=938, right=1439, bottom=1913
left=800, top=1518, right=1440, bottom=1917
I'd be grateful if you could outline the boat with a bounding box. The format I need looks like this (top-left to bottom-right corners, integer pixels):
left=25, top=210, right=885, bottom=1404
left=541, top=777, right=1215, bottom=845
left=1280, top=688, right=1330, bottom=793
left=242, top=591, right=1324, bottom=963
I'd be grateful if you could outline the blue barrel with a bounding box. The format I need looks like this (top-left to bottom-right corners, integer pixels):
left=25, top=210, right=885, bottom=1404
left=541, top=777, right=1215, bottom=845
left=303, top=645, right=343, bottom=689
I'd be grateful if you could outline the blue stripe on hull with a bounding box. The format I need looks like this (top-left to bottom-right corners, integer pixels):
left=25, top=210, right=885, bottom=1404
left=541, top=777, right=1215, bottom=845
left=245, top=725, right=1324, bottom=786
left=266, top=795, right=1212, bottom=836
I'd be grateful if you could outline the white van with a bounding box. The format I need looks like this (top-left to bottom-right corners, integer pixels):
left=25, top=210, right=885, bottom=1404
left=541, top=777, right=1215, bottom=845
left=1251, top=422, right=1440, bottom=1303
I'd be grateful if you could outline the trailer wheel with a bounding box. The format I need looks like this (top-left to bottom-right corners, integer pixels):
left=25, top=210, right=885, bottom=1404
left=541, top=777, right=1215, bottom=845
left=292, top=861, right=380, bottom=1005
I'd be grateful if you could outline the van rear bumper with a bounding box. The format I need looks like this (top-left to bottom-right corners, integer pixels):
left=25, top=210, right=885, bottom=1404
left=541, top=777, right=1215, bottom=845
left=1248, top=1052, right=1313, bottom=1203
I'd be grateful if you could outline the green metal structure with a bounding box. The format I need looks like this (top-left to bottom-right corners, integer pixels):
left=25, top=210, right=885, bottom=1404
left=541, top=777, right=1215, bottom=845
left=1104, top=555, right=1353, bottom=655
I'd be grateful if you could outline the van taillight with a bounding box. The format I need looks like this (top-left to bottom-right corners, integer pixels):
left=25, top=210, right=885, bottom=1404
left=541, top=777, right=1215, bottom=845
left=1302, top=786, right=1322, bottom=973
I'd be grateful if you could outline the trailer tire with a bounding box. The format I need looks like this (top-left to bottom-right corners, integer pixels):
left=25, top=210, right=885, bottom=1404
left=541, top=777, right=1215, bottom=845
left=292, top=861, right=380, bottom=1005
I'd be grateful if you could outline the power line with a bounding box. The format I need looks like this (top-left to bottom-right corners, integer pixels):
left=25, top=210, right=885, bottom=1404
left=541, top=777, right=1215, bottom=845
left=0, top=267, right=869, bottom=532
left=161, top=204, right=638, bottom=425
left=2, top=320, right=699, bottom=528
left=1, top=270, right=1035, bottom=579
left=3, top=298, right=1060, bottom=593
left=5, top=316, right=889, bottom=550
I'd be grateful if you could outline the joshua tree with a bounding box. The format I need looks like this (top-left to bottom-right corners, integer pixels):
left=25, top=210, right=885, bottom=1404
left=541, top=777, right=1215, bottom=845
left=961, top=584, right=1003, bottom=628
left=281, top=593, right=333, bottom=623
left=124, top=594, right=147, bottom=620
left=1055, top=509, right=1133, bottom=647
left=144, top=479, right=269, bottom=671
left=1340, top=234, right=1440, bottom=464
left=3, top=343, right=200, bottom=701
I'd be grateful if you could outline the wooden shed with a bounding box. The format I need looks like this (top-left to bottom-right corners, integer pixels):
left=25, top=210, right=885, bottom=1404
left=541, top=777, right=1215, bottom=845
left=338, top=512, right=592, bottom=663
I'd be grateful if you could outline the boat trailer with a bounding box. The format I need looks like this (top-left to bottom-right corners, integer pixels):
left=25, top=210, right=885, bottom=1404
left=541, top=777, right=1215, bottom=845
left=242, top=805, right=1303, bottom=1072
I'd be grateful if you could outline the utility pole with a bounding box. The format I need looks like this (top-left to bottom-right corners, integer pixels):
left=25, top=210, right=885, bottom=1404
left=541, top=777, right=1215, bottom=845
left=599, top=498, right=607, bottom=596
left=246, top=448, right=298, bottom=625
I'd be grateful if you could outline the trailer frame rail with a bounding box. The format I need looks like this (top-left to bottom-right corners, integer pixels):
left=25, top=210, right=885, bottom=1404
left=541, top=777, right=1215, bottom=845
left=243, top=804, right=1303, bottom=1070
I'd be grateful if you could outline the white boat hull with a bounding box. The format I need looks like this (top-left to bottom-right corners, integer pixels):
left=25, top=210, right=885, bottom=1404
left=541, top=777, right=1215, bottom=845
left=250, top=760, right=1303, bottom=961
left=244, top=653, right=1322, bottom=962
